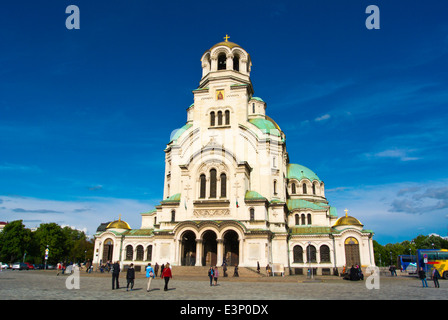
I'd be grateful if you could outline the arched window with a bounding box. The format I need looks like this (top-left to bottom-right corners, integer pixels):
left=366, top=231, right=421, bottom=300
left=307, top=213, right=312, bottom=225
left=217, top=111, right=223, bottom=125
left=252, top=103, right=255, bottom=113
left=233, top=55, right=239, bottom=71
left=301, top=214, right=306, bottom=225
left=250, top=208, right=255, bottom=221
left=210, top=111, right=215, bottom=126
left=303, top=183, right=307, bottom=194
left=218, top=53, right=226, bottom=70
left=146, top=245, right=153, bottom=261
left=209, top=169, right=217, bottom=198
left=273, top=180, right=277, bottom=194
left=306, top=244, right=317, bottom=263
left=220, top=173, right=227, bottom=198
left=295, top=214, right=299, bottom=225
left=312, top=184, right=316, bottom=195
left=200, top=174, right=206, bottom=198
left=225, top=110, right=230, bottom=125
left=125, top=245, right=133, bottom=261
left=293, top=245, right=303, bottom=263
left=291, top=183, right=296, bottom=194
left=171, top=210, right=176, bottom=222
left=136, top=245, right=144, bottom=261
left=320, top=245, right=330, bottom=263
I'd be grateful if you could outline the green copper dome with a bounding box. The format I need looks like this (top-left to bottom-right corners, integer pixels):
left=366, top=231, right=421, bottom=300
left=287, top=163, right=321, bottom=182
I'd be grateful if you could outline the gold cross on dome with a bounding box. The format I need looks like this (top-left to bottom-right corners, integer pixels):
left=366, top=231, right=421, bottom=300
left=344, top=209, right=348, bottom=217
left=224, top=34, right=230, bottom=42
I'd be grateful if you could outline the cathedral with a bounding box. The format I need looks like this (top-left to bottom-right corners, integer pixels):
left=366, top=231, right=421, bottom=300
left=93, top=37, right=375, bottom=275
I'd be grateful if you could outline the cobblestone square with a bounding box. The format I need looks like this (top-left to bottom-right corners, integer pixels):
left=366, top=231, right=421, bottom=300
left=1, top=269, right=446, bottom=301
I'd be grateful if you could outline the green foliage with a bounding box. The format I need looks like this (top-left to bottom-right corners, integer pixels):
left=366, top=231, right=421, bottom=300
left=0, top=220, right=94, bottom=264
left=0, top=220, right=32, bottom=263
left=374, top=234, right=448, bottom=267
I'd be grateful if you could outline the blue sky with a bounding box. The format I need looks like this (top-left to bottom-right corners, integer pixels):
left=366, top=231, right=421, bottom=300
left=1, top=0, right=447, bottom=244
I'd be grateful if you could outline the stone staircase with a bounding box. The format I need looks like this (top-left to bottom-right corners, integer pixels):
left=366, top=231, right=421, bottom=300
left=170, top=266, right=265, bottom=278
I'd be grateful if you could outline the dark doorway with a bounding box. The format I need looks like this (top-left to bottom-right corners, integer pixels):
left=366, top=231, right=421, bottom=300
left=181, top=231, right=196, bottom=266
left=223, top=230, right=239, bottom=266
left=102, top=239, right=114, bottom=263
left=345, top=237, right=360, bottom=267
left=202, top=230, right=217, bottom=266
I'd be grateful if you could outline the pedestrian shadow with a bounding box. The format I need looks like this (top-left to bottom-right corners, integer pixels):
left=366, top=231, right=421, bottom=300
left=148, top=288, right=161, bottom=292
left=165, top=288, right=176, bottom=291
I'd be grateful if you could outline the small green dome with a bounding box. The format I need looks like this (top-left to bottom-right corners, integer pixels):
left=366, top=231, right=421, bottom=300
left=287, top=163, right=321, bottom=182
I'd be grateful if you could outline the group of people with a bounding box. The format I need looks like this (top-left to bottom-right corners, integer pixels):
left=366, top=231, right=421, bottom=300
left=342, top=265, right=364, bottom=281
left=208, top=264, right=240, bottom=285
left=110, top=261, right=173, bottom=292
left=418, top=267, right=441, bottom=288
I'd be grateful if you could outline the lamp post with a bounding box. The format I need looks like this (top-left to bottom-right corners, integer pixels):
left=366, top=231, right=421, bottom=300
left=308, top=241, right=313, bottom=280
left=44, top=245, right=49, bottom=270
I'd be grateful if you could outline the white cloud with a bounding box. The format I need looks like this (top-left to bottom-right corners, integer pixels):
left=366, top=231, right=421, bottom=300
left=0, top=195, right=157, bottom=237
left=314, top=114, right=331, bottom=122
left=363, top=148, right=420, bottom=162
left=329, top=179, right=448, bottom=244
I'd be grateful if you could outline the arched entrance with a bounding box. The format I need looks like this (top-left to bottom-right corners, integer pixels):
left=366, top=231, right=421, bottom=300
left=181, top=230, right=196, bottom=266
left=202, top=230, right=217, bottom=266
left=102, top=238, right=114, bottom=263
left=344, top=237, right=360, bottom=267
left=223, top=230, right=239, bottom=266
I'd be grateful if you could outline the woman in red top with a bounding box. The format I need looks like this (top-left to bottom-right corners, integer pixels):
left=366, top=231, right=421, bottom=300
left=161, top=262, right=172, bottom=291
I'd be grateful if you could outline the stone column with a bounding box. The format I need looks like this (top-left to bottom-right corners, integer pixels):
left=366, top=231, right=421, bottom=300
left=217, top=239, right=224, bottom=266
left=195, top=239, right=203, bottom=266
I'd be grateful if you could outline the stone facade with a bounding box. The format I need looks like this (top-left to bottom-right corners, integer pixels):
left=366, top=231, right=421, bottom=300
left=93, top=38, right=375, bottom=275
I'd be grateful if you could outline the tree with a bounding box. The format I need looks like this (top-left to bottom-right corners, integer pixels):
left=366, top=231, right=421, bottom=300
left=0, top=220, right=33, bottom=263
left=33, top=223, right=66, bottom=264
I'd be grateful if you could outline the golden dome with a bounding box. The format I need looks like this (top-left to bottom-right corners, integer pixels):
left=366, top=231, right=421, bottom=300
left=210, top=40, right=241, bottom=50
left=106, top=216, right=131, bottom=230
left=334, top=216, right=363, bottom=227
left=333, top=209, right=363, bottom=227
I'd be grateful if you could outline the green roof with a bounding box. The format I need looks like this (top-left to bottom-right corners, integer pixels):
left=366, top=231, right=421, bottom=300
left=287, top=163, right=321, bottom=182
left=249, top=118, right=280, bottom=136
left=122, top=229, right=154, bottom=236
left=245, top=190, right=266, bottom=201
left=287, top=199, right=328, bottom=211
left=251, top=97, right=264, bottom=102
left=169, top=123, right=192, bottom=143
left=161, top=193, right=181, bottom=203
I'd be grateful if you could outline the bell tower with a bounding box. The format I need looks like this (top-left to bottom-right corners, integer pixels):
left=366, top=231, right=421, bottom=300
left=198, top=35, right=253, bottom=94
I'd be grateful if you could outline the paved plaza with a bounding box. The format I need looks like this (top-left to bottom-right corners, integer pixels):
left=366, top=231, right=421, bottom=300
left=0, top=269, right=446, bottom=301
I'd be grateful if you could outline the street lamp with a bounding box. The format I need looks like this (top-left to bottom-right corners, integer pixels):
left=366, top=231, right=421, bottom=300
left=308, top=241, right=313, bottom=280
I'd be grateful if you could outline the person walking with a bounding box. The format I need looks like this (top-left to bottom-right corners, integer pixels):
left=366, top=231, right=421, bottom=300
left=208, top=266, right=214, bottom=286
left=126, top=263, right=135, bottom=291
left=160, top=264, right=165, bottom=278
left=154, top=262, right=159, bottom=277
left=161, top=262, right=172, bottom=291
left=112, top=261, right=120, bottom=290
left=432, top=268, right=441, bottom=288
left=233, top=265, right=239, bottom=277
left=418, top=267, right=428, bottom=288
left=146, top=263, right=155, bottom=292
left=213, top=266, right=219, bottom=286
left=223, top=264, right=227, bottom=277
